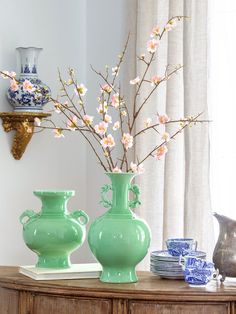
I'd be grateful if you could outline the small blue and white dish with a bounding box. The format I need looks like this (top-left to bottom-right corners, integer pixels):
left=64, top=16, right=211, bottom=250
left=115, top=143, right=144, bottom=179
left=166, top=238, right=198, bottom=256
left=179, top=256, right=217, bottom=286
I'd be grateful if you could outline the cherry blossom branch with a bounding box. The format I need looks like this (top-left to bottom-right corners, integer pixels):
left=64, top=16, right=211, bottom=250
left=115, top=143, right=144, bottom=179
left=90, top=65, right=118, bottom=94
left=107, top=34, right=130, bottom=106
left=133, top=117, right=210, bottom=139
left=132, top=53, right=155, bottom=121
left=130, top=65, right=183, bottom=132
left=136, top=112, right=203, bottom=168
left=57, top=73, right=114, bottom=171
left=0, top=16, right=199, bottom=174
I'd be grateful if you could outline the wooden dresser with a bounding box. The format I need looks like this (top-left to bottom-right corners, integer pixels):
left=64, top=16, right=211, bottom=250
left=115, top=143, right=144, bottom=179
left=0, top=266, right=236, bottom=313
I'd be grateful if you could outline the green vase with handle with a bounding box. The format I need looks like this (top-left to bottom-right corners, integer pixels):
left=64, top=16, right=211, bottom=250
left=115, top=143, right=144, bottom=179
left=88, top=172, right=151, bottom=283
left=20, top=190, right=89, bottom=269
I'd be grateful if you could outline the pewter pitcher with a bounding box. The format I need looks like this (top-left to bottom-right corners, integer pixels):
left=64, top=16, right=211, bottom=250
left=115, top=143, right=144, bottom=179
left=213, top=212, right=236, bottom=281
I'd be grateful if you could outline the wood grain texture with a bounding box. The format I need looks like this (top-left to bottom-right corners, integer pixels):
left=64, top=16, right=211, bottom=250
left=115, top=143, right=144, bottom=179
left=0, top=266, right=234, bottom=302
left=0, top=267, right=235, bottom=314
left=0, top=287, right=19, bottom=314
left=129, top=302, right=230, bottom=314
left=112, top=299, right=128, bottom=314
left=33, top=295, right=111, bottom=314
left=19, top=291, right=34, bottom=314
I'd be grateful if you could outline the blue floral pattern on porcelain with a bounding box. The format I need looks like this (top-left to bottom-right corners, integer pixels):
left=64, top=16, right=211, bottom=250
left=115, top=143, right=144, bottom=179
left=6, top=47, right=51, bottom=112
left=179, top=256, right=216, bottom=286
left=166, top=238, right=197, bottom=256
left=184, top=267, right=214, bottom=285
left=7, top=78, right=50, bottom=112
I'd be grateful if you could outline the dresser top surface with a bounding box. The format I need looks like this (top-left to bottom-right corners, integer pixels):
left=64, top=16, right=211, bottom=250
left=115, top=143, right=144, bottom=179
left=0, top=266, right=236, bottom=301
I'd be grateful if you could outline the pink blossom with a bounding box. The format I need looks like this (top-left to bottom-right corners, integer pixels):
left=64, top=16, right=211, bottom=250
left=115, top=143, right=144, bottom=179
left=1, top=71, right=16, bottom=79
left=10, top=79, right=18, bottom=92
left=147, top=39, right=160, bottom=53
left=97, top=102, right=108, bottom=114
left=165, top=19, right=177, bottom=32
left=145, top=118, right=152, bottom=128
left=150, top=25, right=161, bottom=38
left=162, top=132, right=170, bottom=142
left=82, top=115, right=94, bottom=126
left=101, top=134, right=115, bottom=148
left=112, top=66, right=119, bottom=76
left=137, top=163, right=145, bottom=174
left=67, top=116, right=78, bottom=131
left=151, top=75, right=163, bottom=86
left=74, top=83, right=87, bottom=96
left=53, top=128, right=64, bottom=138
left=122, top=133, right=133, bottom=150
left=155, top=145, right=168, bottom=160
left=141, top=53, right=145, bottom=58
left=54, top=102, right=63, bottom=113
left=130, top=162, right=138, bottom=172
left=66, top=79, right=73, bottom=85
left=1, top=71, right=10, bottom=79
left=112, top=167, right=122, bottom=173
left=10, top=71, right=16, bottom=78
left=158, top=114, right=170, bottom=124
left=113, top=121, right=120, bottom=131
left=121, top=110, right=127, bottom=116
left=130, top=76, right=140, bottom=85
left=104, top=114, right=112, bottom=124
left=22, top=80, right=36, bottom=93
left=94, top=121, right=108, bottom=135
left=101, top=84, right=112, bottom=93
left=130, top=162, right=145, bottom=174
left=34, top=117, right=41, bottom=126
left=111, top=93, right=120, bottom=108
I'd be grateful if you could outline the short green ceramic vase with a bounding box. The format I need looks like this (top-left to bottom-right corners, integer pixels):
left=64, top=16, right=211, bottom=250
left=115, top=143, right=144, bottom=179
left=88, top=173, right=151, bottom=283
left=20, top=190, right=89, bottom=269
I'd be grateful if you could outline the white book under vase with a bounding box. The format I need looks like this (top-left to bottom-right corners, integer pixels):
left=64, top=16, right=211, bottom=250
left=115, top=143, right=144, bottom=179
left=19, top=263, right=102, bottom=280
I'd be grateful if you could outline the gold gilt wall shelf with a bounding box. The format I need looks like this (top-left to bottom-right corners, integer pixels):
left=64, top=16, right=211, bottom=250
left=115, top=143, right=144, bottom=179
left=0, top=112, right=51, bottom=160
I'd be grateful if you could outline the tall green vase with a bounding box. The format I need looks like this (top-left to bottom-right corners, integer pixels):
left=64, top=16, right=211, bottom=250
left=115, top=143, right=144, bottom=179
left=88, top=173, right=151, bottom=283
left=20, top=190, right=89, bottom=269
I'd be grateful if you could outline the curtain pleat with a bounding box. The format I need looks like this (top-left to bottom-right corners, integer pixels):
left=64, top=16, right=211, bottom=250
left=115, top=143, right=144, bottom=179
left=126, top=0, right=215, bottom=269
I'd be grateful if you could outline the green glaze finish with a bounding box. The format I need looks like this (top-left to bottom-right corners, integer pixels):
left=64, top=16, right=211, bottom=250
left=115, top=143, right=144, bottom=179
left=20, top=190, right=89, bottom=269
left=88, top=173, right=151, bottom=283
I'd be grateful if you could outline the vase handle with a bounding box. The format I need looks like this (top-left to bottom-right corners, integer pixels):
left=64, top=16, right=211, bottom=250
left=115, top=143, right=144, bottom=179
left=128, top=184, right=141, bottom=209
left=70, top=210, right=89, bottom=226
left=100, top=184, right=113, bottom=208
left=19, top=210, right=37, bottom=226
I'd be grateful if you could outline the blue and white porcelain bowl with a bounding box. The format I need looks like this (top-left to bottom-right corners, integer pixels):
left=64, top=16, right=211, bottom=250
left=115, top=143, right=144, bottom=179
left=166, top=238, right=197, bottom=256
left=179, top=256, right=216, bottom=286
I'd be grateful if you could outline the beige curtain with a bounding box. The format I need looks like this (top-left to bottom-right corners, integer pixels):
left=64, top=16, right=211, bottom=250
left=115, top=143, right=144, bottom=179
left=126, top=0, right=214, bottom=269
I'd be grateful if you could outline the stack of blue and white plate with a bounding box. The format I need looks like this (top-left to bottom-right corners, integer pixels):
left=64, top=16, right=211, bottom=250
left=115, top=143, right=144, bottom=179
left=150, top=250, right=206, bottom=279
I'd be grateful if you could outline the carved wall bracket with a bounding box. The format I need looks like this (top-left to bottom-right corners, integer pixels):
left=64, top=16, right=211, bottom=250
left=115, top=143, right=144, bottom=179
left=0, top=112, right=51, bottom=160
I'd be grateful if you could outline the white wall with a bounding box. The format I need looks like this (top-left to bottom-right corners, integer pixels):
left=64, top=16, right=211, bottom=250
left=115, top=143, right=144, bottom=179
left=0, top=0, right=127, bottom=266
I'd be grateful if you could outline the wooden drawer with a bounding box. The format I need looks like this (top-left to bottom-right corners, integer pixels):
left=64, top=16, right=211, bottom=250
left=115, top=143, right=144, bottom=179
left=129, top=301, right=230, bottom=314
left=33, top=295, right=112, bottom=314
